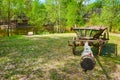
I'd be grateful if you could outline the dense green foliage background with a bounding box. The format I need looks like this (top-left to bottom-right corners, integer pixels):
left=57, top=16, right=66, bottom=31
left=0, top=0, right=120, bottom=34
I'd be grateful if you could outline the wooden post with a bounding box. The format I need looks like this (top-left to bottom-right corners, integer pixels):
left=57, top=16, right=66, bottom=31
left=98, top=40, right=103, bottom=55
left=98, top=45, right=102, bottom=55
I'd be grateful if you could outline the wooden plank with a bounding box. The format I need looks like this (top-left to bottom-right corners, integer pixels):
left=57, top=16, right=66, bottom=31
left=72, top=27, right=107, bottom=30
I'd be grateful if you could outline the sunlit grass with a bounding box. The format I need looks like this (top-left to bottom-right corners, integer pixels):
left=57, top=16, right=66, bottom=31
left=0, top=33, right=120, bottom=80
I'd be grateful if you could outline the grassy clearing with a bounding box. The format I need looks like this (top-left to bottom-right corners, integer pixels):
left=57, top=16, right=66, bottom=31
left=0, top=33, right=120, bottom=80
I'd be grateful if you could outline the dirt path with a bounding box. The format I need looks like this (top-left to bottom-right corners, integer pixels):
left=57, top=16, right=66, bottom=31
left=110, top=33, right=120, bottom=37
left=26, top=33, right=120, bottom=38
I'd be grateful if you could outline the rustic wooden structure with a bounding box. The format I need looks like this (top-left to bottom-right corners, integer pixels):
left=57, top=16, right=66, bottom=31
left=68, top=26, right=109, bottom=55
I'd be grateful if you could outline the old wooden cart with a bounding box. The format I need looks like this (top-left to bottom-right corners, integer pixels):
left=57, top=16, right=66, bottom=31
left=68, top=26, right=109, bottom=55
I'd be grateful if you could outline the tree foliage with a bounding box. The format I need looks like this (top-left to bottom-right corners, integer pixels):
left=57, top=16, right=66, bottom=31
left=88, top=0, right=120, bottom=32
left=0, top=0, right=120, bottom=34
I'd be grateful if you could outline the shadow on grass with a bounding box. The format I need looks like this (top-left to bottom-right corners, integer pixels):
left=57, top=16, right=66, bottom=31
left=70, top=43, right=118, bottom=57
left=95, top=56, right=111, bottom=80
left=101, top=43, right=117, bottom=56
left=72, top=46, right=84, bottom=56
left=73, top=43, right=118, bottom=80
left=90, top=43, right=117, bottom=56
left=93, top=43, right=119, bottom=80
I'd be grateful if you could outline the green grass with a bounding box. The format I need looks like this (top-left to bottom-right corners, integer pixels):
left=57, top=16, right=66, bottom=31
left=0, top=33, right=120, bottom=80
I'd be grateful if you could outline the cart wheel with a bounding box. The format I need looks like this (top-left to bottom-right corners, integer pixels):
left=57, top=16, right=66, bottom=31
left=72, top=40, right=76, bottom=55
left=72, top=46, right=76, bottom=55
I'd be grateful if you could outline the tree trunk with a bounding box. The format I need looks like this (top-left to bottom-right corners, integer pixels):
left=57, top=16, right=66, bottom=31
left=7, top=0, right=10, bottom=37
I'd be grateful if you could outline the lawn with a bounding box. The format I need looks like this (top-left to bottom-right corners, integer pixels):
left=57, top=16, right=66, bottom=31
left=0, top=33, right=120, bottom=80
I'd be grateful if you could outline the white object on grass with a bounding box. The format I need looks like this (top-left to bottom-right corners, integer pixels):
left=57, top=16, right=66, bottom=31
left=28, top=31, right=33, bottom=36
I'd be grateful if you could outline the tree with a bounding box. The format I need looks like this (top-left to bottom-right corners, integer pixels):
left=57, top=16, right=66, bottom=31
left=1, top=0, right=11, bottom=36
left=76, top=0, right=85, bottom=26
left=66, top=0, right=77, bottom=27
left=88, top=0, right=120, bottom=32
left=85, top=0, right=103, bottom=25
left=99, top=0, right=120, bottom=32
left=28, top=0, right=46, bottom=34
